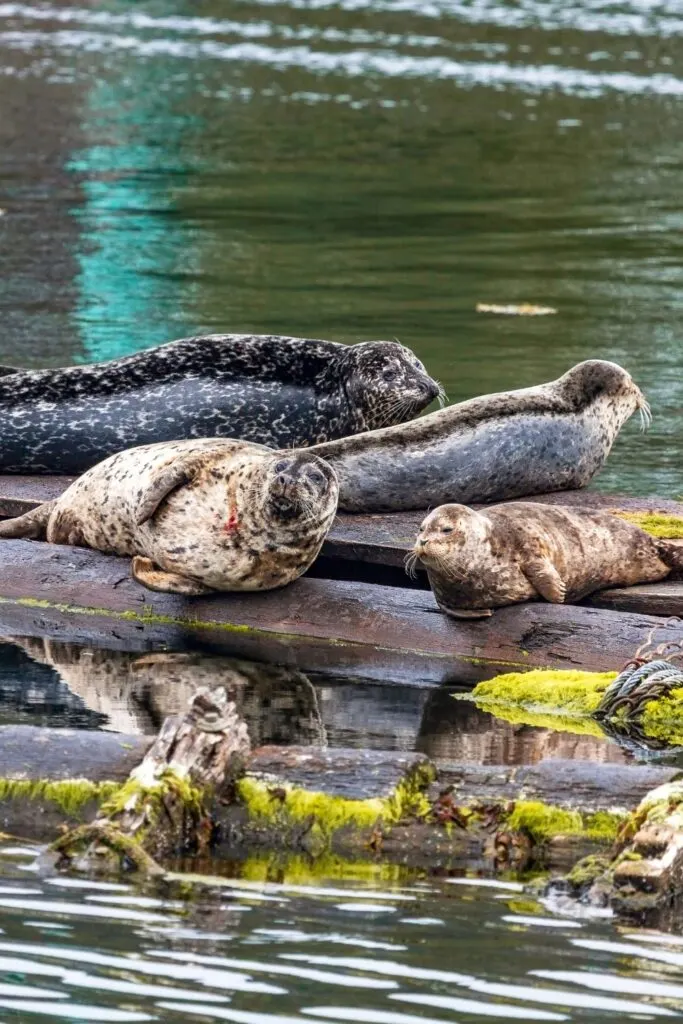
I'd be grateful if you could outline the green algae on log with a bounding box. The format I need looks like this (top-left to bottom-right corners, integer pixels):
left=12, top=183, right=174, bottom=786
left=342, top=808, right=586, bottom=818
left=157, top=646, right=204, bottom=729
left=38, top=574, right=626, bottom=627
left=557, top=780, right=683, bottom=928
left=52, top=687, right=251, bottom=875
left=609, top=510, right=683, bottom=538
left=462, top=668, right=683, bottom=747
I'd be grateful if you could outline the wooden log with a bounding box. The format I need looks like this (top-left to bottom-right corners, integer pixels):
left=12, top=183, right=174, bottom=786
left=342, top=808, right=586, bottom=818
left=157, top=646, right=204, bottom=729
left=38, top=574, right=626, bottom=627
left=0, top=540, right=681, bottom=684
left=3, top=480, right=683, bottom=617
left=51, top=687, right=251, bottom=874
left=0, top=726, right=676, bottom=872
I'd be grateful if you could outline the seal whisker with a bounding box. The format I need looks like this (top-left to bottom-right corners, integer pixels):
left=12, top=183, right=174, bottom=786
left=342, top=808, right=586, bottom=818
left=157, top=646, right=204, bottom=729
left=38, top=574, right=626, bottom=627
left=638, top=397, right=652, bottom=432
left=404, top=551, right=419, bottom=579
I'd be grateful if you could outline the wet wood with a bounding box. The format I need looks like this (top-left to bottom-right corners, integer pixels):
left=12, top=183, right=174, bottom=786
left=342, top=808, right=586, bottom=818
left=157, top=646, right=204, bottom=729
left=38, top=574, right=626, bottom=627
left=435, top=759, right=678, bottom=812
left=51, top=688, right=251, bottom=873
left=0, top=725, right=151, bottom=781
left=0, top=729, right=672, bottom=872
left=2, top=479, right=683, bottom=619
left=0, top=539, right=680, bottom=684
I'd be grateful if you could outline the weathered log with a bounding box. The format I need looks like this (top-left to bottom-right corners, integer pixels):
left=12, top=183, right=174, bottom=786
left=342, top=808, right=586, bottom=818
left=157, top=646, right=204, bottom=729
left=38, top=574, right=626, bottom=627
left=0, top=540, right=682, bottom=686
left=559, top=779, right=683, bottom=929
left=51, top=687, right=250, bottom=874
left=0, top=719, right=677, bottom=873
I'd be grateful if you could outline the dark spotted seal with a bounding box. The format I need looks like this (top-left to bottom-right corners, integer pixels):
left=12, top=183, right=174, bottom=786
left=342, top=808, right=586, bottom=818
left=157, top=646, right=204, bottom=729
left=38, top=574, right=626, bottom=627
left=307, top=360, right=649, bottom=512
left=412, top=501, right=683, bottom=619
left=0, top=334, right=440, bottom=474
left=0, top=438, right=338, bottom=594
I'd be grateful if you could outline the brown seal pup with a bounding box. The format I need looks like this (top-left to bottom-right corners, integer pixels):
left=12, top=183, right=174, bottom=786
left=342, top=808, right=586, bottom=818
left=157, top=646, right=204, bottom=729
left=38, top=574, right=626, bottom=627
left=412, top=501, right=683, bottom=618
left=0, top=438, right=338, bottom=595
left=308, top=360, right=650, bottom=512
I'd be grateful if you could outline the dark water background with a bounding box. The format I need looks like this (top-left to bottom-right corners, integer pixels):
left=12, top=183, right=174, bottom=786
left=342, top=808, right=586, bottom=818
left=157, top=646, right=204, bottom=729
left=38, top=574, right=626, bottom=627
left=1, top=0, right=683, bottom=493
left=2, top=0, right=683, bottom=1019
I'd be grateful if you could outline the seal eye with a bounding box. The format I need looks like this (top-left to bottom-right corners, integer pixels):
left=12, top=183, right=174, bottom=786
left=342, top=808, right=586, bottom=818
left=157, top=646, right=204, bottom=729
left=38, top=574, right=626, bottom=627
left=274, top=460, right=289, bottom=474
left=382, top=367, right=398, bottom=382
left=441, top=526, right=454, bottom=535
left=307, top=468, right=325, bottom=486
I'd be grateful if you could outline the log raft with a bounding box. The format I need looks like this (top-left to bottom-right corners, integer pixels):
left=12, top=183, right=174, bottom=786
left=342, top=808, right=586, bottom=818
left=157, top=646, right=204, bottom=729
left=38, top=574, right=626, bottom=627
left=0, top=479, right=682, bottom=679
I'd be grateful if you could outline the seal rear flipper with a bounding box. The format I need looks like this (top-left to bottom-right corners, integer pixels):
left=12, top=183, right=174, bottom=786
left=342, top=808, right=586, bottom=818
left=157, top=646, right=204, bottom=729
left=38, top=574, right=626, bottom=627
left=655, top=540, right=683, bottom=576
left=0, top=501, right=55, bottom=540
left=131, top=556, right=214, bottom=596
left=524, top=557, right=567, bottom=603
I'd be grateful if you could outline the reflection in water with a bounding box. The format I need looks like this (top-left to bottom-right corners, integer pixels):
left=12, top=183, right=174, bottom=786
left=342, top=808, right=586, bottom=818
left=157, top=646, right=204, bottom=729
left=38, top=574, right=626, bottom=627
left=7, top=638, right=329, bottom=745
left=416, top=686, right=631, bottom=765
left=2, top=635, right=647, bottom=764
left=0, top=845, right=681, bottom=1022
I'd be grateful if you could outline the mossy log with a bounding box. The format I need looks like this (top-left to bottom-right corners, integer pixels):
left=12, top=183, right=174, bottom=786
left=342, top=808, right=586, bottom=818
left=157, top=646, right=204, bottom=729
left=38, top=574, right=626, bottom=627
left=463, top=667, right=683, bottom=749
left=51, top=686, right=250, bottom=874
left=560, top=780, right=683, bottom=929
left=1, top=717, right=678, bottom=875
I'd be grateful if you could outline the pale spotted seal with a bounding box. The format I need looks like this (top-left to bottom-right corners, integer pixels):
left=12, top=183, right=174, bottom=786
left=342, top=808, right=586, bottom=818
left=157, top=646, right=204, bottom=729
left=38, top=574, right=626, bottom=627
left=0, top=438, right=338, bottom=594
left=412, top=501, right=683, bottom=619
left=307, top=360, right=649, bottom=512
left=0, top=334, right=440, bottom=474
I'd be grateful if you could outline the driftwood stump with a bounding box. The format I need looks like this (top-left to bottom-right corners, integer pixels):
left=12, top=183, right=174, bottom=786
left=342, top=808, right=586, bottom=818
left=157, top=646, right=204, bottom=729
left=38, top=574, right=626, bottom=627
left=51, top=686, right=250, bottom=875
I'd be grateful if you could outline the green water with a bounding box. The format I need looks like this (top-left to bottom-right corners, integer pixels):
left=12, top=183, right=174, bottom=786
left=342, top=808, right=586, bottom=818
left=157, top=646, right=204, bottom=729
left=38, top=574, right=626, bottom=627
left=2, top=0, right=683, bottom=1017
left=1, top=0, right=682, bottom=494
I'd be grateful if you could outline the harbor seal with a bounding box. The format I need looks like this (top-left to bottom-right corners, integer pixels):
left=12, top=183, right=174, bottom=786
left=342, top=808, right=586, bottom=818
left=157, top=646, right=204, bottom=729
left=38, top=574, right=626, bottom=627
left=307, top=360, right=649, bottom=512
left=412, top=501, right=683, bottom=618
left=0, top=438, right=338, bottom=594
left=0, top=334, right=440, bottom=474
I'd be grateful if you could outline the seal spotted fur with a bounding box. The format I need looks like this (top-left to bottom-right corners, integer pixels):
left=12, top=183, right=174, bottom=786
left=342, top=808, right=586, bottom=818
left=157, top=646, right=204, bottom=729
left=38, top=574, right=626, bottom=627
left=308, top=360, right=649, bottom=512
left=0, top=438, right=338, bottom=594
left=413, top=501, right=683, bottom=618
left=0, top=334, right=440, bottom=474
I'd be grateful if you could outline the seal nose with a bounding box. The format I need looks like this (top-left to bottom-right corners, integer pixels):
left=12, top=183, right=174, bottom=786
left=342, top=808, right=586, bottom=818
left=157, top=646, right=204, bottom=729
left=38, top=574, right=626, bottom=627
left=424, top=379, right=440, bottom=402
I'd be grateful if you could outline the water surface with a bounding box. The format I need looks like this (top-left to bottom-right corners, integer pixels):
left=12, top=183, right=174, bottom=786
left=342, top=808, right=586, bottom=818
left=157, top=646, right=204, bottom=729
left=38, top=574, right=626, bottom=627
left=1, top=0, right=682, bottom=493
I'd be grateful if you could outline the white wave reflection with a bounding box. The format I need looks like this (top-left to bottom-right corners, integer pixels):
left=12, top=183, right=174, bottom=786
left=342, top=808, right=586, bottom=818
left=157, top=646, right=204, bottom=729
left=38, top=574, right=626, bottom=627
left=0, top=1001, right=153, bottom=1021
left=0, top=0, right=682, bottom=38
left=0, top=982, right=68, bottom=998
left=0, top=941, right=285, bottom=994
left=252, top=928, right=405, bottom=951
left=1, top=27, right=682, bottom=97
left=0, top=897, right=168, bottom=923
left=572, top=937, right=683, bottom=967
left=535, top=969, right=683, bottom=1001
left=152, top=951, right=399, bottom=990
left=392, top=993, right=567, bottom=1020
left=159, top=1008, right=344, bottom=1024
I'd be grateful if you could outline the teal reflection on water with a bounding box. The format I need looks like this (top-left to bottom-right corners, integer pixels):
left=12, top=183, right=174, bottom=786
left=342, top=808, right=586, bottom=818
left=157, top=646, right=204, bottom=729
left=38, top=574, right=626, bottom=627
left=67, top=76, right=199, bottom=362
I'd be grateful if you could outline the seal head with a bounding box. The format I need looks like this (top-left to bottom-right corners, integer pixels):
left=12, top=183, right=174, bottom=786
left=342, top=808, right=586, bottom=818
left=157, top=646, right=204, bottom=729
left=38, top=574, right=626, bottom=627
left=336, top=341, right=441, bottom=432
left=266, top=453, right=336, bottom=520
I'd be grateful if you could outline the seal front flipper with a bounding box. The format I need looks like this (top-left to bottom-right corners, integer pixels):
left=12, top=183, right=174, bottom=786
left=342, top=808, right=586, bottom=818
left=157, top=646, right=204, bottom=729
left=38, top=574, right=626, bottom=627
left=524, top=557, right=567, bottom=603
left=0, top=501, right=56, bottom=540
left=135, top=453, right=210, bottom=525
left=131, top=556, right=214, bottom=596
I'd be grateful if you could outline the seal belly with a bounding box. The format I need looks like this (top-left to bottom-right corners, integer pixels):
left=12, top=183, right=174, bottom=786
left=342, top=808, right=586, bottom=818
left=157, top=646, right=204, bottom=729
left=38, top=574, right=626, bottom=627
left=333, top=412, right=610, bottom=512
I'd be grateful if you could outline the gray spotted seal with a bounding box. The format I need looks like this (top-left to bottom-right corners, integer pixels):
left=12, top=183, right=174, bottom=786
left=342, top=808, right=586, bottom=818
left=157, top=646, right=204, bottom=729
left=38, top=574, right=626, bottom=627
left=412, top=501, right=683, bottom=618
left=307, top=360, right=649, bottom=512
left=0, top=334, right=440, bottom=474
left=0, top=438, right=338, bottom=594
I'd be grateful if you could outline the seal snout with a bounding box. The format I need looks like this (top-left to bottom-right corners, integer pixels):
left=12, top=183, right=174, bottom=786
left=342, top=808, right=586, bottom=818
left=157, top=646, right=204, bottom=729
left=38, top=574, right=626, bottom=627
left=269, top=454, right=335, bottom=517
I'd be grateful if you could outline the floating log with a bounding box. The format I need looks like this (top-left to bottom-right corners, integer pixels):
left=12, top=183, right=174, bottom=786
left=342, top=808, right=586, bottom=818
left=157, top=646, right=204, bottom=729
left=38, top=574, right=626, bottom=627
left=2, top=480, right=683, bottom=617
left=0, top=540, right=682, bottom=685
left=0, top=720, right=677, bottom=873
left=51, top=687, right=251, bottom=874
